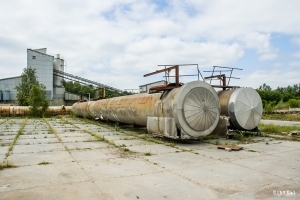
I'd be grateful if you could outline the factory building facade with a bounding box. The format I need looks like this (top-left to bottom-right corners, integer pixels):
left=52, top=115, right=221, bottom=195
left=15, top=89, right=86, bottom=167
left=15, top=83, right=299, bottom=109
left=0, top=48, right=81, bottom=105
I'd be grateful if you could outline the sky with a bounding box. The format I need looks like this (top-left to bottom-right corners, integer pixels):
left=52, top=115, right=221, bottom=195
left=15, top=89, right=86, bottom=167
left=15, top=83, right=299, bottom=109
left=0, top=0, right=300, bottom=91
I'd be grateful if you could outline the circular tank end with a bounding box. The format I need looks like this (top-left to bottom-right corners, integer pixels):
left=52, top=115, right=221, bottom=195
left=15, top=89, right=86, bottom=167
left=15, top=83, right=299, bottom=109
left=229, top=88, right=263, bottom=130
left=175, top=81, right=220, bottom=137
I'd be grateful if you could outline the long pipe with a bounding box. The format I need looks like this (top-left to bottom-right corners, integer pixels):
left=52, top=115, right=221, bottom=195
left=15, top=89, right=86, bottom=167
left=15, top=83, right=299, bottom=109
left=0, top=106, right=71, bottom=116
left=72, top=81, right=221, bottom=139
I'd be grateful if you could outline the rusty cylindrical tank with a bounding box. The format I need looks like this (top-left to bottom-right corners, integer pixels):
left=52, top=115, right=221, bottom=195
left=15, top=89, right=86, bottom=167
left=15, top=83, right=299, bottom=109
left=218, top=88, right=263, bottom=130
left=0, top=106, right=30, bottom=116
left=0, top=106, right=71, bottom=116
left=72, top=81, right=221, bottom=139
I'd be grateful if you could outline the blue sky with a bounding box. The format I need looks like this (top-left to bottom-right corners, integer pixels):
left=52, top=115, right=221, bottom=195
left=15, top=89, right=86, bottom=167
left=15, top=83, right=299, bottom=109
left=0, top=0, right=299, bottom=91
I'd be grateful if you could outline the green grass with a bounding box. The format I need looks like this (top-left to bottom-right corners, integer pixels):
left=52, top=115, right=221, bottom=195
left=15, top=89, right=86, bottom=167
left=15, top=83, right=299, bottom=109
left=0, top=118, right=9, bottom=126
left=38, top=161, right=51, bottom=165
left=43, top=118, right=62, bottom=142
left=262, top=114, right=300, bottom=121
left=0, top=160, right=16, bottom=170
left=6, top=118, right=28, bottom=157
left=215, top=140, right=222, bottom=145
left=202, top=135, right=220, bottom=140
left=144, top=152, right=152, bottom=156
left=258, top=123, right=300, bottom=134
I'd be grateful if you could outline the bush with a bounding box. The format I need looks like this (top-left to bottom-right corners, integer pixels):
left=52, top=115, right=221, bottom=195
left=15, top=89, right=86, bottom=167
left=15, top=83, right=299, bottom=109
left=288, top=99, right=300, bottom=108
left=264, top=101, right=277, bottom=112
left=28, top=84, right=49, bottom=117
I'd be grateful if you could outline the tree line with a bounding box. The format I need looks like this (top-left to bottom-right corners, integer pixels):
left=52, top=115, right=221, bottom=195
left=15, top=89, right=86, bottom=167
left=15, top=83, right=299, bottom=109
left=256, top=83, right=300, bottom=111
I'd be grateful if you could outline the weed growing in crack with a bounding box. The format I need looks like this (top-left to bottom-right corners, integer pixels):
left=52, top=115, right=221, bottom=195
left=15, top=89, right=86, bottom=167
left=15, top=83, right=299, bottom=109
left=38, top=161, right=51, bottom=165
left=144, top=152, right=152, bottom=156
left=123, top=148, right=130, bottom=152
left=6, top=118, right=28, bottom=157
left=0, top=160, right=17, bottom=170
left=215, top=140, right=222, bottom=145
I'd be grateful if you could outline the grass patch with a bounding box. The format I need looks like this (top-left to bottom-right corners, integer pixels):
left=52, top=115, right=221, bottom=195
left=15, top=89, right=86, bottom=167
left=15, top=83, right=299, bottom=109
left=115, top=124, right=120, bottom=131
left=38, top=161, right=51, bottom=165
left=144, top=152, right=152, bottom=156
left=0, top=118, right=9, bottom=126
left=43, top=118, right=62, bottom=142
left=6, top=118, right=28, bottom=157
left=262, top=113, right=300, bottom=121
left=215, top=140, right=222, bottom=145
left=123, top=148, right=130, bottom=152
left=0, top=160, right=17, bottom=170
left=259, top=123, right=300, bottom=134
left=202, top=135, right=220, bottom=140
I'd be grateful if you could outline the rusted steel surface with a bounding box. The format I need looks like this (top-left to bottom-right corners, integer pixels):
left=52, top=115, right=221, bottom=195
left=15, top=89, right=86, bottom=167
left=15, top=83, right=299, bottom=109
left=71, top=102, right=89, bottom=118
left=80, top=93, right=160, bottom=126
left=72, top=81, right=221, bottom=139
left=0, top=106, right=12, bottom=116
left=218, top=89, right=235, bottom=116
left=0, top=106, right=71, bottom=116
left=46, top=106, right=72, bottom=115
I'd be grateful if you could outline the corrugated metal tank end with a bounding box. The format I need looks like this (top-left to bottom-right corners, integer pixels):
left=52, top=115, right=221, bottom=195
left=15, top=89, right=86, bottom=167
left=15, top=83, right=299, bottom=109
left=218, top=88, right=263, bottom=130
left=0, top=106, right=71, bottom=116
left=72, top=81, right=221, bottom=139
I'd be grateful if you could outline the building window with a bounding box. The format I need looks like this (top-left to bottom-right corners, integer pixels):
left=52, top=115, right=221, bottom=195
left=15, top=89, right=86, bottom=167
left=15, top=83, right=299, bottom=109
left=32, top=56, right=36, bottom=59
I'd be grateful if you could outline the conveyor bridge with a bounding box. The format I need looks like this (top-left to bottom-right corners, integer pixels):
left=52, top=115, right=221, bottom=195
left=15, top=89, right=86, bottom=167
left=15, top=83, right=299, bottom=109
left=53, top=69, right=123, bottom=93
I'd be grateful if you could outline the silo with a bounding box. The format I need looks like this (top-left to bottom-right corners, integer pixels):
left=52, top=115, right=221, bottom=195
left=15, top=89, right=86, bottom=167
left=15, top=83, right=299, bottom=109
left=53, top=54, right=64, bottom=86
left=3, top=90, right=10, bottom=101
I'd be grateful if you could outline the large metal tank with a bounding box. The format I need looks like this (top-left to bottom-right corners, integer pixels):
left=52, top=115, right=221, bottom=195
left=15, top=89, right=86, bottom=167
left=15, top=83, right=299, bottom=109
left=3, top=90, right=10, bottom=101
left=72, top=81, right=220, bottom=139
left=71, top=101, right=93, bottom=118
left=218, top=88, right=263, bottom=130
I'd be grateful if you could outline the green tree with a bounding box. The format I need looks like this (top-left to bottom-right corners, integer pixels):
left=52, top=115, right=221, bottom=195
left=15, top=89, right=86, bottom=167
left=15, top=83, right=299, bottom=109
left=15, top=68, right=39, bottom=106
left=258, top=83, right=272, bottom=91
left=282, top=92, right=294, bottom=102
left=28, top=84, right=49, bottom=117
left=15, top=67, right=49, bottom=116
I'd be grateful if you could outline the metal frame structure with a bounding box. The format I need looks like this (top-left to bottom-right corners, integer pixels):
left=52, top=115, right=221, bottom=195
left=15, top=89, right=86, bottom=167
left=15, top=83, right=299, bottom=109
left=203, top=66, right=243, bottom=90
left=53, top=69, right=123, bottom=93
left=143, top=64, right=204, bottom=93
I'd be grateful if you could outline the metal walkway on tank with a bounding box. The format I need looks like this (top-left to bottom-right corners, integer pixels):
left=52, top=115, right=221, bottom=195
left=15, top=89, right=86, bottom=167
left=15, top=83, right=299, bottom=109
left=53, top=69, right=123, bottom=93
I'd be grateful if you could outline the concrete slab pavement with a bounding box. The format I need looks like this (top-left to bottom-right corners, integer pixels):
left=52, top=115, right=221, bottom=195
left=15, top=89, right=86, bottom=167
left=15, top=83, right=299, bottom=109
left=0, top=116, right=299, bottom=200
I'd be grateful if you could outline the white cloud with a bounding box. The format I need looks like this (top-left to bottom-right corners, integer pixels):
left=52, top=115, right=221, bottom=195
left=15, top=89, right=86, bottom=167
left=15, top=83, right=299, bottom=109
left=235, top=69, right=300, bottom=89
left=291, top=36, right=300, bottom=46
left=289, top=62, right=300, bottom=67
left=0, top=0, right=300, bottom=89
left=259, top=53, right=277, bottom=61
left=292, top=51, right=300, bottom=58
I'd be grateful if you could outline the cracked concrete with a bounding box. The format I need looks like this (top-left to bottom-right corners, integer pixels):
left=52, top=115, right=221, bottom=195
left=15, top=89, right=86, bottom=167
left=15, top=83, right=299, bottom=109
left=0, top=117, right=299, bottom=200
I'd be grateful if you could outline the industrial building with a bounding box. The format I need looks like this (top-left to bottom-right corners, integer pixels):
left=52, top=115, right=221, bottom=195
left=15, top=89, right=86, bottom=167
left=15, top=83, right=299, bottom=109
left=0, top=48, right=82, bottom=106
